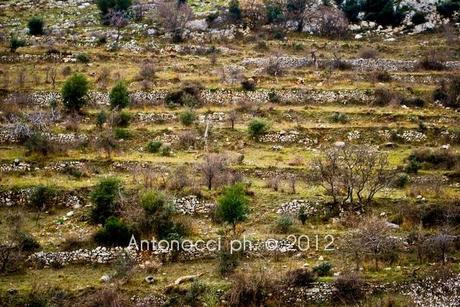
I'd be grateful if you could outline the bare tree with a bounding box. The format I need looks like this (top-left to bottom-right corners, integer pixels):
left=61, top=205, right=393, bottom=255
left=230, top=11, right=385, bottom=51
left=96, top=129, right=118, bottom=160
left=313, top=145, right=395, bottom=211
left=341, top=216, right=400, bottom=270
left=156, top=0, right=193, bottom=42
left=228, top=110, right=237, bottom=129
left=197, top=153, right=228, bottom=190
left=304, top=5, right=348, bottom=38
left=108, top=9, right=129, bottom=44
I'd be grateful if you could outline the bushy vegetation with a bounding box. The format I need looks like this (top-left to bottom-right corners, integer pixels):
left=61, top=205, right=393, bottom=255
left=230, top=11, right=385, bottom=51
left=146, top=140, right=163, bottom=153
left=27, top=17, right=44, bottom=36
left=216, top=183, right=249, bottom=232
left=94, top=216, right=132, bottom=246
left=248, top=118, right=269, bottom=140
left=90, top=177, right=122, bottom=224
left=110, top=81, right=130, bottom=109
left=61, top=73, right=89, bottom=113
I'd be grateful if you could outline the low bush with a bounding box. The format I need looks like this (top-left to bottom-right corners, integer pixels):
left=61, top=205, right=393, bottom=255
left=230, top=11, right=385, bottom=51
left=285, top=268, right=316, bottom=287
left=110, top=81, right=130, bottom=110
left=76, top=53, right=90, bottom=64
left=313, top=262, right=332, bottom=277
left=359, top=47, right=378, bottom=59
left=25, top=132, right=55, bottom=156
left=332, top=272, right=365, bottom=304
left=218, top=249, right=240, bottom=276
left=248, top=118, right=269, bottom=140
left=29, top=185, right=56, bottom=212
left=179, top=110, right=196, bottom=126
left=147, top=140, right=163, bottom=153
left=374, top=71, right=392, bottom=82
left=9, top=37, right=26, bottom=53
left=393, top=172, right=410, bottom=188
left=96, top=110, right=107, bottom=129
left=113, top=111, right=131, bottom=127
left=228, top=272, right=275, bottom=306
left=409, top=148, right=458, bottom=169
left=401, top=97, right=426, bottom=108
left=276, top=215, right=293, bottom=233
left=27, top=17, right=44, bottom=36
left=160, top=144, right=172, bottom=156
left=94, top=217, right=132, bottom=246
left=165, top=82, right=202, bottom=108
left=241, top=78, right=256, bottom=91
left=374, top=88, right=399, bottom=106
left=90, top=177, right=122, bottom=224
left=330, top=112, right=349, bottom=123
left=114, top=128, right=131, bottom=139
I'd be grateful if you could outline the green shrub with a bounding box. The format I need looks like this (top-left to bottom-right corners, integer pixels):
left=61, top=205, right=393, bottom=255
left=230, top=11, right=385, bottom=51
left=96, top=110, right=107, bottom=129
left=9, top=36, right=26, bottom=53
left=394, top=172, right=409, bottom=188
left=298, top=206, right=308, bottom=225
left=25, top=132, right=54, bottom=156
left=110, top=81, right=130, bottom=109
left=94, top=217, right=131, bottom=246
left=139, top=191, right=187, bottom=240
left=248, top=118, right=269, bottom=140
left=90, top=177, right=122, bottom=224
left=96, top=0, right=132, bottom=18
left=216, top=183, right=249, bottom=232
left=165, top=83, right=202, bottom=108
left=405, top=156, right=421, bottom=174
left=228, top=0, right=242, bottom=22
left=241, top=79, right=256, bottom=91
left=409, top=149, right=458, bottom=169
left=437, top=0, right=460, bottom=18
left=114, top=111, right=131, bottom=127
left=313, top=262, right=332, bottom=277
left=330, top=112, right=349, bottom=123
left=276, top=215, right=293, bottom=233
left=411, top=12, right=427, bottom=25
left=27, top=17, right=44, bottom=36
left=160, top=144, right=172, bottom=156
left=18, top=232, right=41, bottom=252
left=76, top=53, right=90, bottom=63
left=146, top=140, right=163, bottom=153
left=114, top=128, right=131, bottom=139
left=30, top=185, right=56, bottom=212
left=218, top=250, right=240, bottom=276
left=265, top=0, right=284, bottom=23
left=179, top=110, right=196, bottom=126
left=61, top=73, right=89, bottom=113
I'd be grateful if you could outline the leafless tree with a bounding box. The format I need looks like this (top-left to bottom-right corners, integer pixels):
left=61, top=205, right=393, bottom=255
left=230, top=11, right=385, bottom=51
left=96, top=67, right=111, bottom=90
left=241, top=0, right=266, bottom=29
left=341, top=216, right=401, bottom=270
left=288, top=175, right=296, bottom=194
left=45, top=65, right=57, bottom=89
left=107, top=10, right=129, bottom=44
left=313, top=145, right=395, bottom=211
left=96, top=129, right=118, bottom=160
left=426, top=229, right=455, bottom=264
left=266, top=175, right=281, bottom=192
left=304, top=5, right=348, bottom=38
left=228, top=110, right=237, bottom=129
left=197, top=153, right=228, bottom=190
left=155, top=0, right=193, bottom=42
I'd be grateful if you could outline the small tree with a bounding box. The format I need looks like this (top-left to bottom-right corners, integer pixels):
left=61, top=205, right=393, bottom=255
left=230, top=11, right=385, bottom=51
left=96, top=0, right=132, bottom=21
left=61, top=73, right=89, bottom=113
left=27, top=17, right=44, bottom=36
left=30, top=185, right=56, bottom=221
left=90, top=177, right=122, bottom=224
left=248, top=118, right=269, bottom=141
left=9, top=36, right=25, bottom=53
left=298, top=206, right=308, bottom=225
left=228, top=0, right=243, bottom=23
left=94, top=217, right=131, bottom=246
left=179, top=109, right=196, bottom=126
left=109, top=81, right=130, bottom=109
left=216, top=183, right=249, bottom=232
left=197, top=154, right=228, bottom=190
left=156, top=0, right=193, bottom=42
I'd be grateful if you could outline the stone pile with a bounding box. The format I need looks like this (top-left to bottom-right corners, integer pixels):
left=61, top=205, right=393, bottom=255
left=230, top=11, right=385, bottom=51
left=242, top=57, right=460, bottom=72
left=28, top=246, right=137, bottom=267
left=260, top=131, right=301, bottom=143
left=173, top=195, right=216, bottom=215
left=0, top=188, right=83, bottom=208
left=277, top=199, right=324, bottom=216
left=6, top=88, right=374, bottom=107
